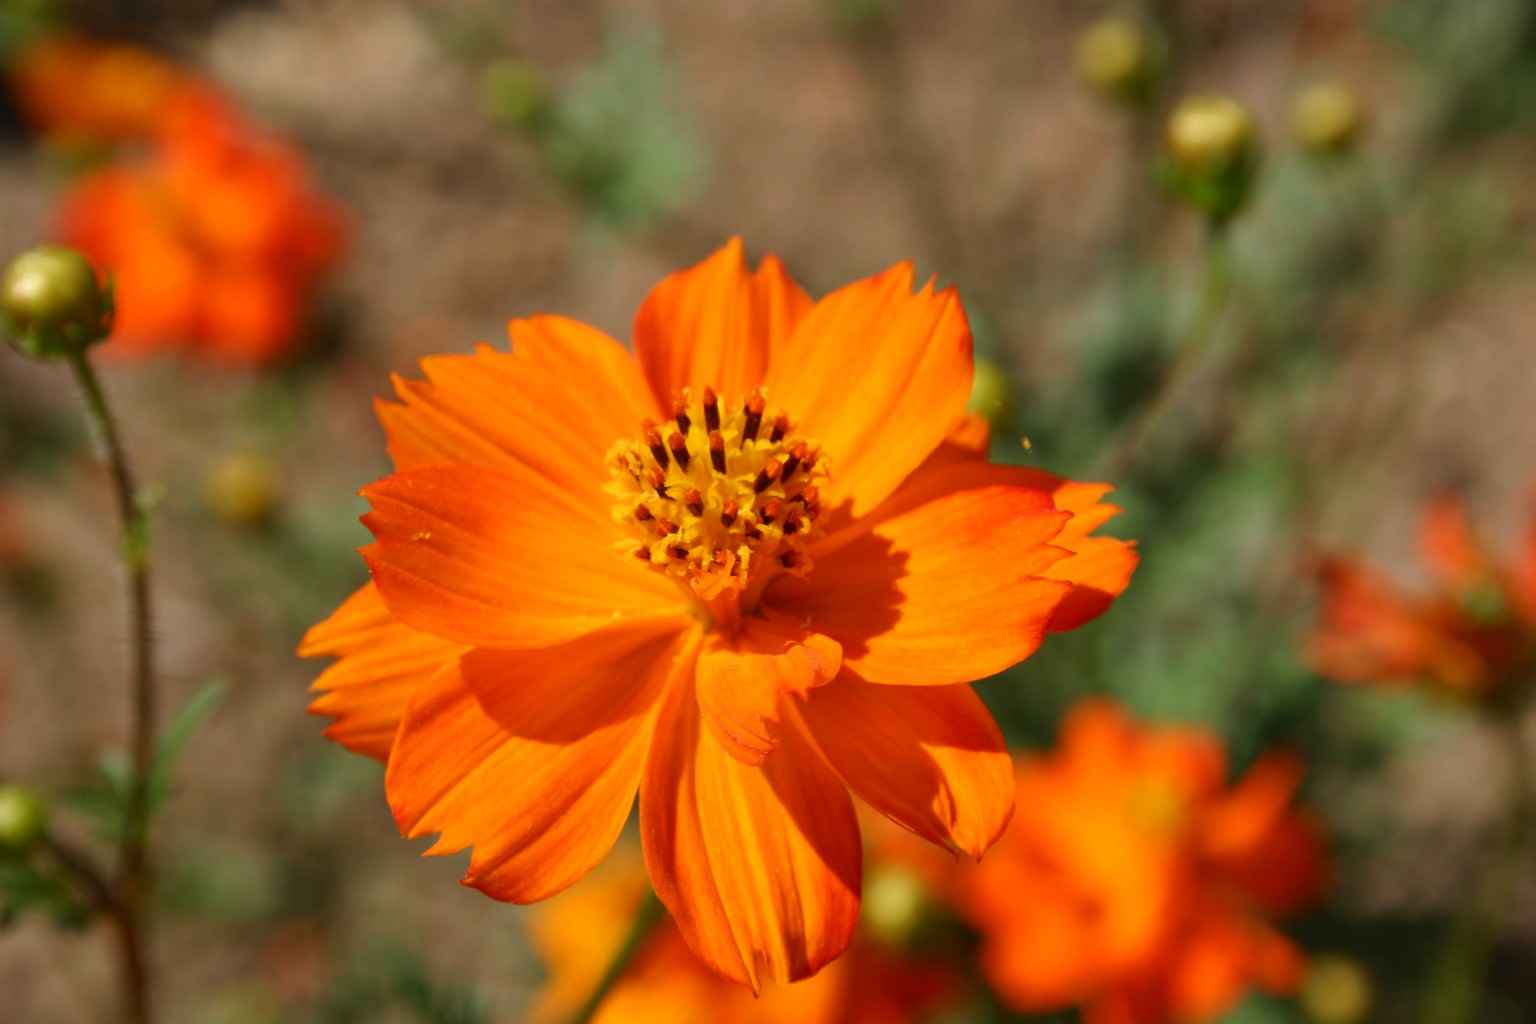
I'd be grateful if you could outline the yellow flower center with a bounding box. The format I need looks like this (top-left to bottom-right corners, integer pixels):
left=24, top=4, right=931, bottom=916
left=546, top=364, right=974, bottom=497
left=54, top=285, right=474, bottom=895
left=605, top=386, right=827, bottom=597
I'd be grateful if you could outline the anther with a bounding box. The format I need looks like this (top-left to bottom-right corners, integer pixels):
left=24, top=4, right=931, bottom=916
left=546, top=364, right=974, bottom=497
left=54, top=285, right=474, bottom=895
left=668, top=432, right=690, bottom=472
left=703, top=387, right=720, bottom=432
left=712, top=549, right=730, bottom=566
left=668, top=544, right=689, bottom=560
left=656, top=519, right=679, bottom=536
left=634, top=504, right=653, bottom=521
left=720, top=500, right=739, bottom=528
left=709, top=431, right=727, bottom=474
left=770, top=414, right=790, bottom=443
left=644, top=424, right=668, bottom=468
left=743, top=517, right=762, bottom=539
left=780, top=552, right=799, bottom=569
left=645, top=467, right=669, bottom=498
left=759, top=498, right=781, bottom=525
left=782, top=440, right=808, bottom=479
left=684, top=488, right=704, bottom=517
left=741, top=391, right=766, bottom=447
left=671, top=396, right=691, bottom=434
left=633, top=547, right=651, bottom=561
left=754, top=458, right=783, bottom=494
left=783, top=506, right=804, bottom=535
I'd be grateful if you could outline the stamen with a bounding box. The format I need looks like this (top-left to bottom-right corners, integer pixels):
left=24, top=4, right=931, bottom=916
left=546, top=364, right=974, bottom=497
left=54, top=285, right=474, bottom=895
left=684, top=488, right=704, bottom=517
left=633, top=547, right=650, bottom=561
left=741, top=391, right=765, bottom=447
left=634, top=504, right=653, bottom=521
left=668, top=544, right=689, bottom=560
left=782, top=440, right=808, bottom=479
left=770, top=414, right=790, bottom=443
left=754, top=458, right=783, bottom=494
left=672, top=395, right=691, bottom=434
left=720, top=501, right=739, bottom=528
left=644, top=423, right=668, bottom=468
left=709, top=431, right=727, bottom=474
left=645, top=467, right=669, bottom=499
left=759, top=498, right=781, bottom=525
left=783, top=506, right=804, bottom=535
left=668, top=432, right=690, bottom=472
left=656, top=519, right=679, bottom=536
left=703, top=387, right=720, bottom=432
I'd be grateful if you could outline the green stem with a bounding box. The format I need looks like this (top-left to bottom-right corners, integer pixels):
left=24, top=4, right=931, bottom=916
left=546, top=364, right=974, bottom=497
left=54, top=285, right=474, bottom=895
left=568, top=887, right=665, bottom=1024
left=1420, top=713, right=1532, bottom=1024
left=1093, top=222, right=1233, bottom=480
left=67, top=352, right=155, bottom=1024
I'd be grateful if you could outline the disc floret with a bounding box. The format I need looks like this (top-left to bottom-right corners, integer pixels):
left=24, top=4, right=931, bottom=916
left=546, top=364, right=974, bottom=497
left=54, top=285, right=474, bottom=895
left=606, top=386, right=827, bottom=593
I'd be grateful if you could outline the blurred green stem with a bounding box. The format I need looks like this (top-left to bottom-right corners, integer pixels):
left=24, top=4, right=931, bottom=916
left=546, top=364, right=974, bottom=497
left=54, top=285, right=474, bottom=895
left=68, top=351, right=155, bottom=1024
left=1094, top=222, right=1233, bottom=479
left=1421, top=711, right=1532, bottom=1024
left=569, top=886, right=665, bottom=1024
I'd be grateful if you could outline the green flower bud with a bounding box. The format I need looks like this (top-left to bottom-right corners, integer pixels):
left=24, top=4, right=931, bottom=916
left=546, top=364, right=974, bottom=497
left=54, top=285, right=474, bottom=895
left=481, top=58, right=549, bottom=131
left=1073, top=16, right=1161, bottom=105
left=0, top=783, right=48, bottom=854
left=1, top=246, right=113, bottom=360
left=1300, top=953, right=1372, bottom=1024
left=1289, top=81, right=1364, bottom=157
left=1161, top=95, right=1262, bottom=224
left=202, top=451, right=282, bottom=529
left=967, top=357, right=1013, bottom=434
left=862, top=864, right=933, bottom=950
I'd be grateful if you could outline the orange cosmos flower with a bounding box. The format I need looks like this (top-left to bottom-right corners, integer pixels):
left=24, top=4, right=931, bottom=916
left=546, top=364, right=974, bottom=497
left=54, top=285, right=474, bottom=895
left=300, top=240, right=1138, bottom=989
left=1308, top=491, right=1536, bottom=701
left=55, top=90, right=346, bottom=365
left=955, top=700, right=1326, bottom=1024
left=528, top=847, right=957, bottom=1024
left=5, top=35, right=195, bottom=149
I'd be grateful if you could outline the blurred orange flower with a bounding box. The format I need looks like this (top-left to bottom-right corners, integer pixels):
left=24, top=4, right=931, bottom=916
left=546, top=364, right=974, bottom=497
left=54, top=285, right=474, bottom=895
left=300, top=240, right=1137, bottom=989
left=55, top=91, right=347, bottom=365
left=955, top=700, right=1326, bottom=1024
left=5, top=35, right=195, bottom=149
left=528, top=849, right=957, bottom=1024
left=1308, top=492, right=1536, bottom=700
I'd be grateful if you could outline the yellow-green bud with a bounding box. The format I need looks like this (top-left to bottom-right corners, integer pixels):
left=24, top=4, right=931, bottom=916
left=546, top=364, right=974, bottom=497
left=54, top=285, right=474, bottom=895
left=1, top=246, right=113, bottom=360
left=480, top=57, right=549, bottom=131
left=862, top=864, right=932, bottom=949
left=1300, top=953, right=1372, bottom=1024
left=202, top=451, right=281, bottom=529
left=1161, top=95, right=1261, bottom=223
left=0, top=783, right=48, bottom=854
left=967, top=357, right=1013, bottom=434
left=1289, top=81, right=1364, bottom=157
left=1073, top=16, right=1160, bottom=104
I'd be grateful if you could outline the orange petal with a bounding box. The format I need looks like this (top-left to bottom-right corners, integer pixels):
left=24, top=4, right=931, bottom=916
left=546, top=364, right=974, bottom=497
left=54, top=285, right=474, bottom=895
left=361, top=464, right=684, bottom=648
left=377, top=319, right=658, bottom=506
left=768, top=464, right=1073, bottom=686
left=916, top=417, right=1137, bottom=631
left=764, top=264, right=973, bottom=517
left=1418, top=491, right=1489, bottom=594
left=299, top=582, right=465, bottom=762
left=634, top=238, right=812, bottom=407
left=797, top=677, right=1014, bottom=857
left=641, top=665, right=861, bottom=991
left=695, top=616, right=841, bottom=765
left=385, top=620, right=687, bottom=903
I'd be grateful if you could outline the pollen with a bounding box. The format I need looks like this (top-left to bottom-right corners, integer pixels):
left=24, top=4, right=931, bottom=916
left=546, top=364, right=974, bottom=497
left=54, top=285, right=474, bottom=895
left=605, top=386, right=828, bottom=589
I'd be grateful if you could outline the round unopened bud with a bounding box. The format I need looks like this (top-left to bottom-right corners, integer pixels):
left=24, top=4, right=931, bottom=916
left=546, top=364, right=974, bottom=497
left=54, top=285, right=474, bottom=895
left=0, top=783, right=48, bottom=854
left=1074, top=16, right=1160, bottom=104
left=968, top=358, right=1013, bottom=434
left=1162, top=95, right=1261, bottom=223
left=1289, top=81, right=1364, bottom=157
left=862, top=864, right=932, bottom=949
left=203, top=451, right=281, bottom=528
left=1, top=246, right=113, bottom=360
left=480, top=58, right=549, bottom=130
left=1300, top=953, right=1372, bottom=1024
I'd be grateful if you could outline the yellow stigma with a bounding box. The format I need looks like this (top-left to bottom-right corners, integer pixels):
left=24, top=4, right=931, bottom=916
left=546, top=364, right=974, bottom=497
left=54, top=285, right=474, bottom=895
left=605, top=386, right=827, bottom=591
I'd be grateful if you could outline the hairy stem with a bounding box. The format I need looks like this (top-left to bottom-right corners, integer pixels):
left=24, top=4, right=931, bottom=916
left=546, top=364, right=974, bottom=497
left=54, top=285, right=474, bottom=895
left=68, top=352, right=155, bottom=1024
